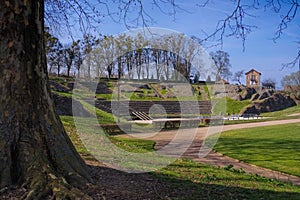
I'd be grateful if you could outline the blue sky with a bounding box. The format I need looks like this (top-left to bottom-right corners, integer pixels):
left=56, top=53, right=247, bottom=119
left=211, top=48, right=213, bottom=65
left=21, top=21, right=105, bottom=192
left=62, top=1, right=299, bottom=88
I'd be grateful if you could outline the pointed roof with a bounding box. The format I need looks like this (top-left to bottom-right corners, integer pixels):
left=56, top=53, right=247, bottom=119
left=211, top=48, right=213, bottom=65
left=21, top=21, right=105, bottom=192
left=245, top=69, right=261, bottom=75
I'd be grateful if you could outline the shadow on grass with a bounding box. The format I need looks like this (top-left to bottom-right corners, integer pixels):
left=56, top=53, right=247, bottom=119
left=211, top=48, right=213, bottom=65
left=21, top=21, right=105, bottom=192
left=88, top=164, right=300, bottom=200
left=207, top=136, right=300, bottom=176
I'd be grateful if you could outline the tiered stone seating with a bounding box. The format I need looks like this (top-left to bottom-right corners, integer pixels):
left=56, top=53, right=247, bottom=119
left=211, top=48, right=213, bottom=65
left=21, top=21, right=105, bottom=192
left=94, top=101, right=112, bottom=113
left=93, top=100, right=212, bottom=118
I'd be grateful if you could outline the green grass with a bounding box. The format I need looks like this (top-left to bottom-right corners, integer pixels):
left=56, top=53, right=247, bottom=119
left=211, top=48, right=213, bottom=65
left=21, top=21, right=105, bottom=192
left=61, top=116, right=300, bottom=199
left=93, top=81, right=214, bottom=101
left=224, top=118, right=270, bottom=125
left=161, top=89, right=167, bottom=95
left=203, top=84, right=210, bottom=95
left=226, top=98, right=251, bottom=114
left=52, top=91, right=73, bottom=98
left=78, top=100, right=116, bottom=124
left=60, top=116, right=153, bottom=154
left=206, top=123, right=300, bottom=177
left=52, top=90, right=116, bottom=124
left=211, top=97, right=251, bottom=117
left=157, top=159, right=300, bottom=199
left=49, top=76, right=68, bottom=85
left=109, top=137, right=155, bottom=153
left=60, top=116, right=90, bottom=154
left=224, top=105, right=300, bottom=125
left=261, top=105, right=300, bottom=118
left=95, top=93, right=112, bottom=100
left=213, top=97, right=251, bottom=115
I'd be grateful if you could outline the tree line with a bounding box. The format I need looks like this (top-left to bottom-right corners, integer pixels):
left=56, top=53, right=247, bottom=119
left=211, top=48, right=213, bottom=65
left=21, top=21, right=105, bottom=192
left=45, top=30, right=237, bottom=82
left=47, top=28, right=297, bottom=90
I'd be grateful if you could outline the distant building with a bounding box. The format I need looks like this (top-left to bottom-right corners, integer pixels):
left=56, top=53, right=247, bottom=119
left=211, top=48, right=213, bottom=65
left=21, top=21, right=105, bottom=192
left=245, top=69, right=261, bottom=87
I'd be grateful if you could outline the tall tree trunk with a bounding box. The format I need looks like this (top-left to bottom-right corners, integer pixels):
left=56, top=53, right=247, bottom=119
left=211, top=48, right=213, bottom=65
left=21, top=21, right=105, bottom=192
left=57, top=63, right=61, bottom=76
left=67, top=65, right=71, bottom=77
left=118, top=57, right=122, bottom=79
left=0, top=1, right=91, bottom=199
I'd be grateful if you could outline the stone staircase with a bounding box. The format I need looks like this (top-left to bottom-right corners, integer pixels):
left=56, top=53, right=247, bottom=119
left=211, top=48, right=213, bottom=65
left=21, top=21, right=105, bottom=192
left=148, top=84, right=166, bottom=99
left=132, top=111, right=152, bottom=120
left=198, top=85, right=209, bottom=100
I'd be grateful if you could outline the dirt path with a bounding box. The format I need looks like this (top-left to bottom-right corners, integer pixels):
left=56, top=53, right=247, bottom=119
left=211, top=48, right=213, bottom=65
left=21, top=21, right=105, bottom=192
left=120, top=118, right=300, bottom=186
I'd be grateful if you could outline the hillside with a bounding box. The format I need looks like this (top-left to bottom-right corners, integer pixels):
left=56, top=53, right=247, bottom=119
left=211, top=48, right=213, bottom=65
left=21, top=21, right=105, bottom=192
left=49, top=76, right=299, bottom=117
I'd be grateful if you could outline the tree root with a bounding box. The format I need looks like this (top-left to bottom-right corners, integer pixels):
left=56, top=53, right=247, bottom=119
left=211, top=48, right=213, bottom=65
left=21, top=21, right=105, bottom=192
left=21, top=173, right=92, bottom=200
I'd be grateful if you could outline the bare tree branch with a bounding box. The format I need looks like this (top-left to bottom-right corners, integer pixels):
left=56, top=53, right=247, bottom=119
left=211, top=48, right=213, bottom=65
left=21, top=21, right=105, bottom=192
left=196, top=0, right=210, bottom=8
left=199, top=0, right=257, bottom=50
left=281, top=49, right=300, bottom=71
left=45, top=0, right=299, bottom=69
left=115, top=0, right=187, bottom=29
left=266, top=0, right=299, bottom=41
left=45, top=0, right=115, bottom=36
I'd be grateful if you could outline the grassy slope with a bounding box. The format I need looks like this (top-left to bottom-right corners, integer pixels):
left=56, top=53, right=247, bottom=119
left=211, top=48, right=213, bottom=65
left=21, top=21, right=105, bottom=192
left=225, top=97, right=251, bottom=114
left=52, top=77, right=255, bottom=117
left=51, top=76, right=299, bottom=115
left=212, top=97, right=251, bottom=115
left=206, top=123, right=300, bottom=177
left=224, top=105, right=300, bottom=125
left=261, top=105, right=300, bottom=118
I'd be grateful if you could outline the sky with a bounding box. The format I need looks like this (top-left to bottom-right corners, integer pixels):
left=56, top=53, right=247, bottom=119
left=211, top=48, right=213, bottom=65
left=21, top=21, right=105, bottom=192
left=60, top=0, right=299, bottom=88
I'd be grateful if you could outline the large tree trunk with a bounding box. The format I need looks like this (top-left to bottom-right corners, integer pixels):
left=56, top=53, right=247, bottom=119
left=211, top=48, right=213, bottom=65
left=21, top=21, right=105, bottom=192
left=0, top=1, right=91, bottom=199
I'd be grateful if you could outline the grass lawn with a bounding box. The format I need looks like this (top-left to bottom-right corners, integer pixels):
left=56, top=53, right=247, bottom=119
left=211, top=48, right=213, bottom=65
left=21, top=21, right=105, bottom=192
left=158, top=159, right=300, bottom=199
left=212, top=97, right=251, bottom=115
left=206, top=123, right=300, bottom=177
left=60, top=116, right=300, bottom=199
left=225, top=98, right=251, bottom=114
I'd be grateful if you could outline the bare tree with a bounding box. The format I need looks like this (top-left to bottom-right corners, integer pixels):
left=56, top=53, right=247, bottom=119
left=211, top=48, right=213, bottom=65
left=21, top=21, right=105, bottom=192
left=100, top=35, right=116, bottom=79
left=282, top=71, right=300, bottom=88
left=282, top=44, right=300, bottom=71
left=152, top=39, right=164, bottom=80
left=197, top=1, right=299, bottom=47
left=123, top=35, right=134, bottom=79
left=210, top=50, right=232, bottom=81
left=133, top=33, right=148, bottom=80
left=282, top=71, right=300, bottom=97
left=45, top=31, right=64, bottom=75
left=115, top=34, right=127, bottom=79
left=262, top=78, right=276, bottom=89
left=82, top=34, right=100, bottom=78
left=232, top=70, right=245, bottom=85
left=73, top=39, right=83, bottom=77
left=168, top=33, right=187, bottom=80
left=63, top=43, right=75, bottom=77
left=45, top=28, right=57, bottom=73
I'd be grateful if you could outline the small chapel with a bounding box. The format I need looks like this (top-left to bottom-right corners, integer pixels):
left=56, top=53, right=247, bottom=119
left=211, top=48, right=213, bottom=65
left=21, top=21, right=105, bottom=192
left=245, top=69, right=261, bottom=87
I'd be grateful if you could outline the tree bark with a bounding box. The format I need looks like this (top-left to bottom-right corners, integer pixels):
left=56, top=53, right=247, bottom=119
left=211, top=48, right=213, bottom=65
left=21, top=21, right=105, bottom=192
left=0, top=1, right=91, bottom=198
